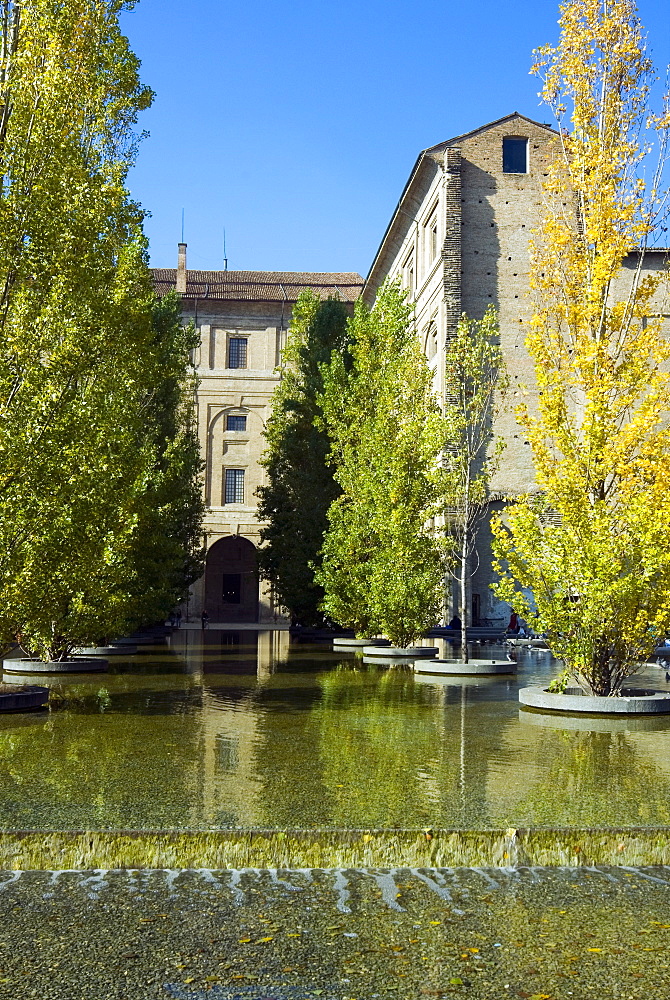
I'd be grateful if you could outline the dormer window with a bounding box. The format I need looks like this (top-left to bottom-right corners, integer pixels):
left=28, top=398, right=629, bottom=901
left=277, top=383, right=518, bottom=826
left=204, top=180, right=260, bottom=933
left=503, top=137, right=528, bottom=174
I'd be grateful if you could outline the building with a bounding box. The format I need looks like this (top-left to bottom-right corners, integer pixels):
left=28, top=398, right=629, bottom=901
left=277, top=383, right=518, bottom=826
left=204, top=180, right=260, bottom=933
left=364, top=111, right=670, bottom=624
left=154, top=112, right=668, bottom=627
left=153, top=251, right=363, bottom=623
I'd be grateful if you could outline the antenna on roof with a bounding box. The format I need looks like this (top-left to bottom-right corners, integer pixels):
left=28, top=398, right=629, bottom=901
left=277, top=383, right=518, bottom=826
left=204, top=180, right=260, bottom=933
left=181, top=208, right=185, bottom=244
left=223, top=228, right=228, bottom=271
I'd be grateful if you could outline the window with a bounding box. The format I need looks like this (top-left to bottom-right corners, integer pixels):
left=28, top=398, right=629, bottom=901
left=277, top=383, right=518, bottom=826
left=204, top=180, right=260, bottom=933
left=503, top=137, right=528, bottom=174
left=226, top=414, right=247, bottom=432
left=425, top=321, right=438, bottom=360
left=224, top=468, right=245, bottom=504
left=425, top=212, right=438, bottom=263
left=403, top=253, right=415, bottom=293
left=228, top=337, right=248, bottom=369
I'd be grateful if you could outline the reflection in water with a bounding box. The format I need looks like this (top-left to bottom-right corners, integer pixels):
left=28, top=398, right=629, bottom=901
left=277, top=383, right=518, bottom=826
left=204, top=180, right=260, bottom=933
left=0, top=633, right=668, bottom=831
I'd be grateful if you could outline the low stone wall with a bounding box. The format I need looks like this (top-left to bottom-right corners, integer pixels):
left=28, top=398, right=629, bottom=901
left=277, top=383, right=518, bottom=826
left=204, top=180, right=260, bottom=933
left=519, top=685, right=670, bottom=715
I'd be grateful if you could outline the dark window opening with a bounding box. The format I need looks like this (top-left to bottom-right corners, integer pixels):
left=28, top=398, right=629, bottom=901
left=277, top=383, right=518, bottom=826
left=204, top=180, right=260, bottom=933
left=503, top=137, right=528, bottom=174
left=224, top=468, right=245, bottom=504
left=222, top=574, right=241, bottom=604
left=471, top=593, right=481, bottom=625
left=228, top=337, right=248, bottom=368
left=226, top=414, right=247, bottom=432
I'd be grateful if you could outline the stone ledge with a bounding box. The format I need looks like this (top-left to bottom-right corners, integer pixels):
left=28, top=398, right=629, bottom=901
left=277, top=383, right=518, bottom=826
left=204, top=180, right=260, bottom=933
left=363, top=645, right=438, bottom=658
left=0, top=687, right=49, bottom=711
left=332, top=638, right=390, bottom=648
left=3, top=658, right=108, bottom=674
left=415, top=658, right=516, bottom=675
left=519, top=685, right=670, bottom=715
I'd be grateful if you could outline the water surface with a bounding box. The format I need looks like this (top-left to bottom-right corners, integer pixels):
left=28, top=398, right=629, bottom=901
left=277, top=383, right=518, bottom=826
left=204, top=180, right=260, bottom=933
left=1, top=630, right=669, bottom=831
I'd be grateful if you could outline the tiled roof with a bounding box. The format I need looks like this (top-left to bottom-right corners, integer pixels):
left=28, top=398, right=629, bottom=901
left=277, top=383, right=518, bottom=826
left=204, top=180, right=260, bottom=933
left=152, top=269, right=364, bottom=303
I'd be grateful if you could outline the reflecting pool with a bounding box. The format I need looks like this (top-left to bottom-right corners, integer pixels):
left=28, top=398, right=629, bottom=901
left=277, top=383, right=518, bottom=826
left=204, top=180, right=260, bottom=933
left=1, top=629, right=670, bottom=832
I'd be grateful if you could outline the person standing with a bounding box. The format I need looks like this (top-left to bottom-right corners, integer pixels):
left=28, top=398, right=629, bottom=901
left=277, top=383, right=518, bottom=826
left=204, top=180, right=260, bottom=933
left=201, top=610, right=210, bottom=630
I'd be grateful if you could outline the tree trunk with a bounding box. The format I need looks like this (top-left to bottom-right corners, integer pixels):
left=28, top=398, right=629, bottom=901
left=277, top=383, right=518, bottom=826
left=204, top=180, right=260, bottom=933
left=459, top=528, right=468, bottom=663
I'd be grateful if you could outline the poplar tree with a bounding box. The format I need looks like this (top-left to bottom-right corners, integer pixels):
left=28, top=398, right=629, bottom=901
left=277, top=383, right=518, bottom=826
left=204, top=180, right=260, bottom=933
left=493, top=0, right=670, bottom=695
left=317, top=283, right=445, bottom=647
left=0, top=2, right=202, bottom=659
left=439, top=307, right=508, bottom=660
left=257, top=293, right=350, bottom=626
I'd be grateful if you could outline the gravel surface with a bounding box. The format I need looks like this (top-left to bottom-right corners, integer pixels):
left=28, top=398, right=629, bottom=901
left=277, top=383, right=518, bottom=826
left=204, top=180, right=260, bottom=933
left=0, top=866, right=668, bottom=999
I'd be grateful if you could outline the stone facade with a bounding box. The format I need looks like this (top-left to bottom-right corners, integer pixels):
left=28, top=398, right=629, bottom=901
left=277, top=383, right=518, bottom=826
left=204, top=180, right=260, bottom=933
left=364, top=112, right=670, bottom=624
left=153, top=112, right=669, bottom=628
left=153, top=262, right=363, bottom=623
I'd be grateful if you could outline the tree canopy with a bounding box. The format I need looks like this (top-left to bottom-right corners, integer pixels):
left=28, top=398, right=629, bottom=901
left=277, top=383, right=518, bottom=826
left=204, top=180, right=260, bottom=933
left=257, top=293, right=350, bottom=626
left=317, top=282, right=446, bottom=647
left=0, top=2, right=203, bottom=659
left=493, top=0, right=670, bottom=695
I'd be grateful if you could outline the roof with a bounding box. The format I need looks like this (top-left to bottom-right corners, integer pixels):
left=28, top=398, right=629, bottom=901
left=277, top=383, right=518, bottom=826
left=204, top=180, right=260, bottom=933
left=365, top=113, right=559, bottom=291
left=423, top=112, right=556, bottom=154
left=152, top=269, right=364, bottom=303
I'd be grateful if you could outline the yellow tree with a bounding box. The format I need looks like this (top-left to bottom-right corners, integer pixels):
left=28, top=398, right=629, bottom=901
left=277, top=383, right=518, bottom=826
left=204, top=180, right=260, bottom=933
left=493, top=0, right=670, bottom=696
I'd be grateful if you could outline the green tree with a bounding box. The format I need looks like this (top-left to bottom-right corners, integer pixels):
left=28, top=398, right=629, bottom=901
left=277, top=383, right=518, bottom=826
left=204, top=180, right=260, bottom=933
left=438, top=307, right=508, bottom=660
left=0, top=3, right=203, bottom=659
left=317, top=282, right=446, bottom=647
left=256, top=292, right=350, bottom=626
left=123, top=294, right=205, bottom=630
left=493, top=0, right=670, bottom=696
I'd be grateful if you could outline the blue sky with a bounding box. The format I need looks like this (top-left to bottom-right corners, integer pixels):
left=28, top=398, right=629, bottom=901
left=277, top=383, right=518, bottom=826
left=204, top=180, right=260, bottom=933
left=121, top=0, right=670, bottom=277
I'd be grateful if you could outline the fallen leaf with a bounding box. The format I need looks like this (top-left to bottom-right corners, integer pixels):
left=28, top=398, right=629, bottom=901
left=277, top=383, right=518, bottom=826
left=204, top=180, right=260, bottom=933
left=449, top=978, right=464, bottom=986
left=255, top=936, right=274, bottom=943
left=237, top=938, right=251, bottom=944
left=587, top=948, right=603, bottom=953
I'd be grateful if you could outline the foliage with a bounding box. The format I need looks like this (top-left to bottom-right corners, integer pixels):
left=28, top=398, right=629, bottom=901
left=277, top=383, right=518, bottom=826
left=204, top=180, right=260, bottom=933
left=256, top=292, right=350, bottom=626
left=0, top=3, right=202, bottom=659
left=122, top=294, right=205, bottom=629
left=437, top=306, right=508, bottom=659
left=493, top=0, right=670, bottom=695
left=317, top=282, right=446, bottom=647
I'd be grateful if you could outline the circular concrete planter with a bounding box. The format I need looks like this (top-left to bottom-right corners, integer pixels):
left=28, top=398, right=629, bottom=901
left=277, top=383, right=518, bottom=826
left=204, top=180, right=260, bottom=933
left=519, top=685, right=670, bottom=715
left=2, top=657, right=108, bottom=674
left=362, top=654, right=417, bottom=665
left=332, top=638, right=390, bottom=649
left=0, top=686, right=49, bottom=711
left=363, top=645, right=438, bottom=658
left=75, top=645, right=136, bottom=657
left=414, top=658, right=517, bottom=676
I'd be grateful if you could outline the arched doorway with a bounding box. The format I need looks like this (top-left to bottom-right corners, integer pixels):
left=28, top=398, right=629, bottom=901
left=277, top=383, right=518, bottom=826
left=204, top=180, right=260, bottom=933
left=204, top=536, right=259, bottom=623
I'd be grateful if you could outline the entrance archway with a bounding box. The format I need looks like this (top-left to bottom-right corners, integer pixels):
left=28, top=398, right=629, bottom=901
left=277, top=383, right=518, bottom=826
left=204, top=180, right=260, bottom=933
left=204, top=536, right=259, bottom=623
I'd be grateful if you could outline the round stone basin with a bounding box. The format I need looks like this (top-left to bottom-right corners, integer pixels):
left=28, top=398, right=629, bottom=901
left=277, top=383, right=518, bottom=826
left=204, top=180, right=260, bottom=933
left=519, top=684, right=670, bottom=715
left=363, top=645, right=438, bottom=658
left=75, top=645, right=136, bottom=656
left=414, top=658, right=516, bottom=675
left=332, top=638, right=390, bottom=649
left=2, top=657, right=108, bottom=674
left=0, top=685, right=49, bottom=711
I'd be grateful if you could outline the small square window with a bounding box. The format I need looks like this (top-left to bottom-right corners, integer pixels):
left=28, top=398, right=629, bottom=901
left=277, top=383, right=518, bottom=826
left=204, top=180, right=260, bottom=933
left=503, top=137, right=528, bottom=174
left=226, top=414, right=247, bottom=432
left=224, top=468, right=245, bottom=504
left=228, top=337, right=248, bottom=368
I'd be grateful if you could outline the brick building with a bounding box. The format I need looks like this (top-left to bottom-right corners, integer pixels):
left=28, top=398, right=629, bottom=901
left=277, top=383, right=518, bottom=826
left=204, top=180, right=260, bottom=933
left=153, top=253, right=362, bottom=623
left=364, top=112, right=670, bottom=623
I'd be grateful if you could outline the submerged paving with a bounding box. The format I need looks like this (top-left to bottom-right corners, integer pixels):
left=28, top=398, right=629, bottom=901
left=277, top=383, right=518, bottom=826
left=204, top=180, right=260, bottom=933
left=0, top=865, right=669, bottom=998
